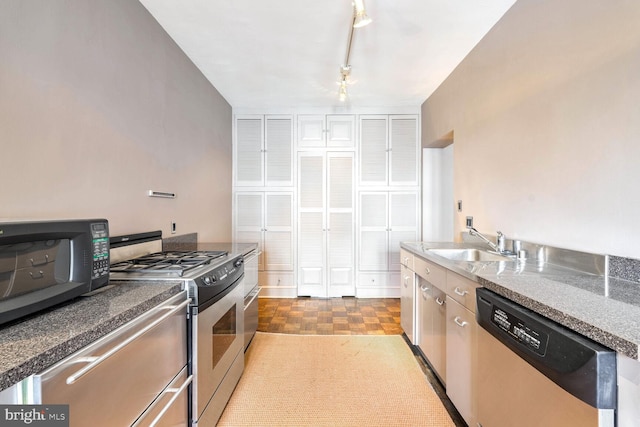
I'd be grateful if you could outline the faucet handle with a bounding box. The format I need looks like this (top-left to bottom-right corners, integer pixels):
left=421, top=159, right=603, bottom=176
left=496, top=231, right=505, bottom=252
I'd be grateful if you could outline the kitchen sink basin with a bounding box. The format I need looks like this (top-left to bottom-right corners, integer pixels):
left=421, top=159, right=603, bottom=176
left=428, top=248, right=513, bottom=262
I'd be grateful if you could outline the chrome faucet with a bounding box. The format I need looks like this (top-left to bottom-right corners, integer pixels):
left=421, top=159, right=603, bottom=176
left=468, top=227, right=500, bottom=252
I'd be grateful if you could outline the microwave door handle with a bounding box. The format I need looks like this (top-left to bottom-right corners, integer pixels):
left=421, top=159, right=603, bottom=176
left=131, top=375, right=193, bottom=427
left=65, top=298, right=191, bottom=385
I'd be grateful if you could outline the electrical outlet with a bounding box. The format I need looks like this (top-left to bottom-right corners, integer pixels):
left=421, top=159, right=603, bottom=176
left=457, top=200, right=463, bottom=212
left=466, top=216, right=473, bottom=229
left=171, top=222, right=177, bottom=234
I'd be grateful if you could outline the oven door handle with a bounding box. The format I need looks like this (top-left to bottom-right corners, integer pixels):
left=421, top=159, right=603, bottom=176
left=65, top=298, right=192, bottom=385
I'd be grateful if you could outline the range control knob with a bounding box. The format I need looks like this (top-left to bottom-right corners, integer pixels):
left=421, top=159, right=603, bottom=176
left=203, top=276, right=211, bottom=285
left=234, top=258, right=244, bottom=268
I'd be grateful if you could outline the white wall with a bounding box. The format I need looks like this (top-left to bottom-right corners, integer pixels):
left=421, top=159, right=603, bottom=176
left=421, top=0, right=640, bottom=258
left=422, top=146, right=453, bottom=242
left=0, top=0, right=233, bottom=241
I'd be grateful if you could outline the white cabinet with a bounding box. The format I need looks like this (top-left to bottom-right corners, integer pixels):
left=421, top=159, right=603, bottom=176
left=358, top=192, right=419, bottom=297
left=297, top=115, right=355, bottom=148
left=297, top=152, right=355, bottom=297
left=358, top=191, right=419, bottom=273
left=415, top=258, right=447, bottom=384
left=358, top=115, right=419, bottom=187
left=234, top=115, right=293, bottom=187
left=445, top=272, right=479, bottom=427
left=234, top=192, right=295, bottom=296
left=400, top=262, right=415, bottom=343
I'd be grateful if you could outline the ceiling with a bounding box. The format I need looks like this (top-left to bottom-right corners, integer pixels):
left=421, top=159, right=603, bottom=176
left=139, top=0, right=517, bottom=109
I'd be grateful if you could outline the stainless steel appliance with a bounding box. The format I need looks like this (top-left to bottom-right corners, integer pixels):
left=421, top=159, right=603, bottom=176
left=243, top=249, right=260, bottom=350
left=34, top=291, right=190, bottom=426
left=476, top=288, right=617, bottom=427
left=110, top=232, right=245, bottom=426
left=0, top=219, right=110, bottom=326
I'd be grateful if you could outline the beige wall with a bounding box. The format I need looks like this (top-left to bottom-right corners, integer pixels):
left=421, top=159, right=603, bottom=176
left=0, top=0, right=232, bottom=241
left=421, top=0, right=640, bottom=258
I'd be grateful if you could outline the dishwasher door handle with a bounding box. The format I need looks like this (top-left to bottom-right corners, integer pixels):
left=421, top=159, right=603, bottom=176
left=66, top=298, right=191, bottom=385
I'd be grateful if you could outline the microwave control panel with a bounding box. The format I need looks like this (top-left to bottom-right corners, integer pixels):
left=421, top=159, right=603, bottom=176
left=91, top=222, right=110, bottom=280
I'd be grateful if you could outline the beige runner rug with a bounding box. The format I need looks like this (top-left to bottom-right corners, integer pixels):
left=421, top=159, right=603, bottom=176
left=217, top=332, right=455, bottom=427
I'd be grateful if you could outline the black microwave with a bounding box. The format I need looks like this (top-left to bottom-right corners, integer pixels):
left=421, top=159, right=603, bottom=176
left=0, top=219, right=110, bottom=326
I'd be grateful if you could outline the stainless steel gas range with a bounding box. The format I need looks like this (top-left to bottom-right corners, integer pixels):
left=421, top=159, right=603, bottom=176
left=109, top=232, right=245, bottom=426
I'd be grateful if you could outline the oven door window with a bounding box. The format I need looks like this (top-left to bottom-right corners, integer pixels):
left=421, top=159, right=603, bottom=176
left=212, top=303, right=237, bottom=369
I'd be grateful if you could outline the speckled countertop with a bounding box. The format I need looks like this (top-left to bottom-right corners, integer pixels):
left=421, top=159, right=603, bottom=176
left=401, top=241, right=640, bottom=360
left=0, top=280, right=183, bottom=391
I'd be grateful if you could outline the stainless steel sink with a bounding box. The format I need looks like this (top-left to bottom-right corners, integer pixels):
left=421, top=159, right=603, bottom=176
left=428, top=248, right=513, bottom=262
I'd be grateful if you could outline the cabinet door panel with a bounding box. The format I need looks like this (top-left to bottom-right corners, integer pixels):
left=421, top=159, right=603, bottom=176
left=264, top=231, right=293, bottom=271
left=328, top=212, right=354, bottom=296
left=264, top=193, right=293, bottom=271
left=328, top=155, right=353, bottom=209
left=299, top=154, right=324, bottom=209
left=359, top=230, right=388, bottom=271
left=326, top=115, right=355, bottom=147
left=360, top=193, right=387, bottom=228
left=265, top=117, right=293, bottom=186
left=446, top=297, right=477, bottom=427
left=235, top=118, right=263, bottom=185
left=297, top=115, right=325, bottom=147
left=389, top=116, right=418, bottom=186
left=359, top=116, right=388, bottom=185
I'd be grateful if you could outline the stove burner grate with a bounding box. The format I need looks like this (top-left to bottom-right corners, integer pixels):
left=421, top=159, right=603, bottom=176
left=110, top=250, right=227, bottom=276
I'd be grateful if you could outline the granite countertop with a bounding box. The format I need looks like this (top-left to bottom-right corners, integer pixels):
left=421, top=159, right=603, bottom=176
left=197, top=242, right=258, bottom=257
left=401, top=241, right=640, bottom=360
left=0, top=280, right=184, bottom=391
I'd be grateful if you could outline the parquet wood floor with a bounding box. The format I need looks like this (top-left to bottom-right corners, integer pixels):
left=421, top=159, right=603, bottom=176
left=258, top=297, right=403, bottom=335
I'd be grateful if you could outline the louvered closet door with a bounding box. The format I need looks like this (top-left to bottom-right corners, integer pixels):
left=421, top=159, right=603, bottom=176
left=264, top=192, right=294, bottom=271
left=327, top=152, right=355, bottom=296
left=234, top=192, right=264, bottom=270
left=235, top=117, right=264, bottom=186
left=388, top=191, right=419, bottom=272
left=265, top=116, right=293, bottom=186
left=389, top=116, right=419, bottom=186
left=359, top=192, right=389, bottom=271
left=297, top=153, right=326, bottom=296
left=359, top=116, right=388, bottom=185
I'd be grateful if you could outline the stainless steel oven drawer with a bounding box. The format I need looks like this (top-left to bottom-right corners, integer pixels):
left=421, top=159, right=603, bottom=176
left=34, top=292, right=189, bottom=427
left=132, top=366, right=191, bottom=427
left=244, top=285, right=261, bottom=350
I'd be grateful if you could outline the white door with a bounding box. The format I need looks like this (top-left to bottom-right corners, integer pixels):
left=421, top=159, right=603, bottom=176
left=297, top=152, right=326, bottom=296
left=327, top=152, right=355, bottom=296
left=297, top=152, right=354, bottom=297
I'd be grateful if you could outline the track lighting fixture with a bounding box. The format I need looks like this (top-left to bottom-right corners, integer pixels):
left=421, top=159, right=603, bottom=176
left=353, top=0, right=372, bottom=28
left=337, top=1, right=371, bottom=101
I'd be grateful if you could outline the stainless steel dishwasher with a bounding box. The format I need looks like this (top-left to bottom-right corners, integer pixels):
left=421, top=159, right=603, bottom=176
left=476, top=288, right=616, bottom=427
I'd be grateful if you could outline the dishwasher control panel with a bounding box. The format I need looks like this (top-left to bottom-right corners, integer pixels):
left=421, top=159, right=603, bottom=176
left=491, top=305, right=549, bottom=356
